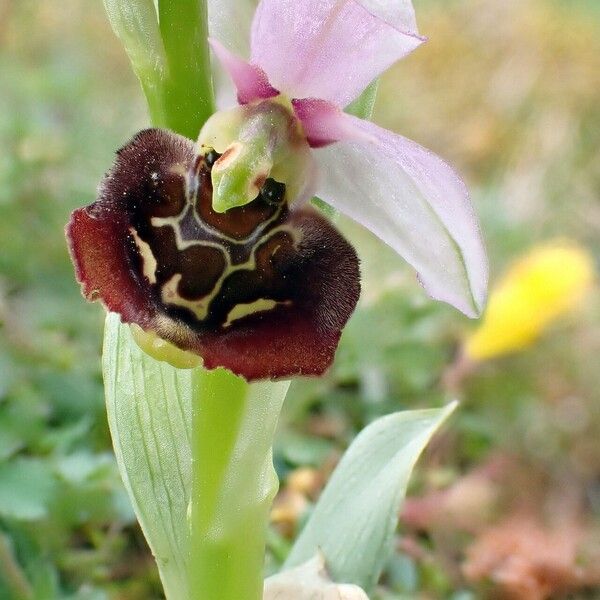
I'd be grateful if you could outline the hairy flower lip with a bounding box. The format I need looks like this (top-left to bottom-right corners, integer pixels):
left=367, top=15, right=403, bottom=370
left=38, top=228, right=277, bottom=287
left=67, top=128, right=360, bottom=381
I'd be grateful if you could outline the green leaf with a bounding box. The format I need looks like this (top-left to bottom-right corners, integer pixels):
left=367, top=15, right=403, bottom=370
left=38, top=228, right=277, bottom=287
left=102, top=0, right=167, bottom=124
left=0, top=458, right=57, bottom=521
left=104, top=314, right=290, bottom=600
left=0, top=416, right=25, bottom=460
left=345, top=79, right=380, bottom=120
left=284, top=402, right=457, bottom=591
left=65, top=590, right=109, bottom=600
left=103, top=313, right=191, bottom=599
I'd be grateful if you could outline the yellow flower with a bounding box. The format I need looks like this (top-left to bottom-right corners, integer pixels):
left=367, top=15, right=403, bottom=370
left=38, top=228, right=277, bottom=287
left=465, top=242, right=595, bottom=361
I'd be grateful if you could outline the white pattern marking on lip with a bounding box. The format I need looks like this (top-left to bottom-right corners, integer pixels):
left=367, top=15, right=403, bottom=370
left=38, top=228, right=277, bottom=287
left=224, top=298, right=292, bottom=328
left=130, top=227, right=158, bottom=284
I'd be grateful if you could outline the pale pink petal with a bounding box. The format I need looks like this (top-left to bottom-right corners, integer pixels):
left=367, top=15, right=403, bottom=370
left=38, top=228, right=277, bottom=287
left=208, top=0, right=257, bottom=107
left=208, top=38, right=279, bottom=105
left=313, top=113, right=488, bottom=316
left=250, top=0, right=425, bottom=108
left=358, top=0, right=419, bottom=29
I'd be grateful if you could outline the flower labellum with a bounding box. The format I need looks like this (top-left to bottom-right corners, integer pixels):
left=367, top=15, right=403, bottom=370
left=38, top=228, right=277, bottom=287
left=67, top=127, right=360, bottom=381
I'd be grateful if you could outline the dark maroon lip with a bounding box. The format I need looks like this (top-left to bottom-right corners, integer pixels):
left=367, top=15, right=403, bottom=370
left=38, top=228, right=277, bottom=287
left=66, top=128, right=360, bottom=381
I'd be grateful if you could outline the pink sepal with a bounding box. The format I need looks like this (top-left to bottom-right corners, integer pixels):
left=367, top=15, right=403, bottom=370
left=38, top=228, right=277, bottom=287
left=209, top=38, right=279, bottom=105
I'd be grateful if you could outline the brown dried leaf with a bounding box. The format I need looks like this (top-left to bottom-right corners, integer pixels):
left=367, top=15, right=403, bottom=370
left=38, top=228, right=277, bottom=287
left=462, top=516, right=595, bottom=600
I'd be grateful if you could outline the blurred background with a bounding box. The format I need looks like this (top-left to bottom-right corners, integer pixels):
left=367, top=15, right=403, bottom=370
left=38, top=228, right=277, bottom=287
left=0, top=0, right=598, bottom=598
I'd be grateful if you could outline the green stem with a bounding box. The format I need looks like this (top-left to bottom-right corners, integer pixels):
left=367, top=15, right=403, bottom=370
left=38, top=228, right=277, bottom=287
left=189, top=369, right=289, bottom=600
left=157, top=0, right=215, bottom=138
left=104, top=0, right=214, bottom=139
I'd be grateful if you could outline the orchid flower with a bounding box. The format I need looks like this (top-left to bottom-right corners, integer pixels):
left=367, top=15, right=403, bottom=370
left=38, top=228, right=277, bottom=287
left=67, top=0, right=487, bottom=382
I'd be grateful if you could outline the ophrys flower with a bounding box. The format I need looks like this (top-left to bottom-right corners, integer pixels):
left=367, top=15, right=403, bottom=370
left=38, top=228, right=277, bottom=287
left=67, top=0, right=487, bottom=381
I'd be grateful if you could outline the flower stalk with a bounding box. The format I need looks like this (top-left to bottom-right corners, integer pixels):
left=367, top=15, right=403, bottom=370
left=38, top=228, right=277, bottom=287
left=102, top=3, right=290, bottom=599
left=103, top=0, right=214, bottom=138
left=190, top=369, right=289, bottom=600
left=157, top=0, right=215, bottom=138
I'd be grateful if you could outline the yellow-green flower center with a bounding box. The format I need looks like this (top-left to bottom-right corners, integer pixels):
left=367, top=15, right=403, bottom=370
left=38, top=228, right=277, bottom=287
left=197, top=97, right=312, bottom=213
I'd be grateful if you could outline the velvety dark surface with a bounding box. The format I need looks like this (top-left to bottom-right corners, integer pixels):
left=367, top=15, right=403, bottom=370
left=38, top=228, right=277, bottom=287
left=67, top=129, right=360, bottom=380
